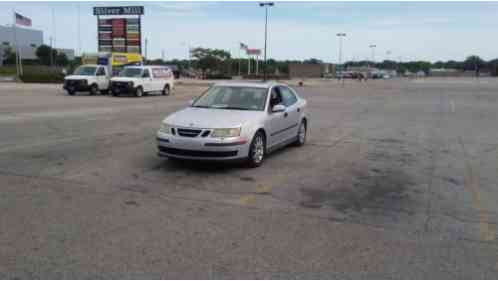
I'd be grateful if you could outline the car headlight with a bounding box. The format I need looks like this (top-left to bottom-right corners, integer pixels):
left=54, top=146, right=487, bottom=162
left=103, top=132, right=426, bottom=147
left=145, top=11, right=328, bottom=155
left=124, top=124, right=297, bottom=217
left=211, top=127, right=241, bottom=138
left=159, top=123, right=174, bottom=134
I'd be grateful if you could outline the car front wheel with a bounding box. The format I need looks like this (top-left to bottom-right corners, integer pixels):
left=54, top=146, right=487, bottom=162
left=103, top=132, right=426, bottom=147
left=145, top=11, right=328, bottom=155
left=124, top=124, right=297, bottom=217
left=89, top=84, right=98, bottom=95
left=247, top=131, right=266, bottom=168
left=294, top=120, right=307, bottom=146
left=135, top=87, right=143, bottom=97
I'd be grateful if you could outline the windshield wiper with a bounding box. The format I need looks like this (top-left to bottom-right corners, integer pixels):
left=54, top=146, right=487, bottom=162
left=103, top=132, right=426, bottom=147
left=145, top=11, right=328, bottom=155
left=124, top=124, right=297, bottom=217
left=220, top=107, right=251, bottom=110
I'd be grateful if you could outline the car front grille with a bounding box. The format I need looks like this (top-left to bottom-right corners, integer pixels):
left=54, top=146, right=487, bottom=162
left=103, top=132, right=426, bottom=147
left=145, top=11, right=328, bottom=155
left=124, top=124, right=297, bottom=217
left=158, top=146, right=237, bottom=158
left=177, top=128, right=202, bottom=137
left=65, top=80, right=85, bottom=87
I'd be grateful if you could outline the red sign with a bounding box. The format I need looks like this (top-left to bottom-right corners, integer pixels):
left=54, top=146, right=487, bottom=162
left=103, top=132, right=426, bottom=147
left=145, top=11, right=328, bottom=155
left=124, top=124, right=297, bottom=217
left=246, top=48, right=261, bottom=55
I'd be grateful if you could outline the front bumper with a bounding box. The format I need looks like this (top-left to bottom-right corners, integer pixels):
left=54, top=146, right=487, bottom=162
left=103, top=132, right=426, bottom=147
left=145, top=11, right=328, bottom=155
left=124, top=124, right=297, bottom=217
left=156, top=131, right=250, bottom=161
left=63, top=80, right=89, bottom=91
left=110, top=82, right=135, bottom=95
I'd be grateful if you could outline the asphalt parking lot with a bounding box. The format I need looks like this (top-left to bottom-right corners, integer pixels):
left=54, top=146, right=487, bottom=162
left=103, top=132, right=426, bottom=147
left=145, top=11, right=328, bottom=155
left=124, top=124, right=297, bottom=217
left=0, top=78, right=497, bottom=278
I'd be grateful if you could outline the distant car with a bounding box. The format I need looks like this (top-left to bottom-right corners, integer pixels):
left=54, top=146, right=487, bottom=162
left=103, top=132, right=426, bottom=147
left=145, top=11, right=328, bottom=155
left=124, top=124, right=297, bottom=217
left=156, top=81, right=308, bottom=167
left=110, top=65, right=174, bottom=97
left=63, top=64, right=110, bottom=95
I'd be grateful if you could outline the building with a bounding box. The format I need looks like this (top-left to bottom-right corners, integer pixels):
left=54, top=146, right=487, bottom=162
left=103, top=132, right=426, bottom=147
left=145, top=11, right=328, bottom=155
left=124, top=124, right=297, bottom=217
left=0, top=25, right=75, bottom=65
left=289, top=63, right=322, bottom=78
left=0, top=25, right=43, bottom=61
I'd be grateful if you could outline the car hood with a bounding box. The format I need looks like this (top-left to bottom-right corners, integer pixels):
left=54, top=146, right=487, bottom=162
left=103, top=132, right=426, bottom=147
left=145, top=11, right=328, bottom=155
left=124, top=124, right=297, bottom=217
left=111, top=77, right=140, bottom=83
left=65, top=75, right=92, bottom=80
left=164, top=107, right=265, bottom=129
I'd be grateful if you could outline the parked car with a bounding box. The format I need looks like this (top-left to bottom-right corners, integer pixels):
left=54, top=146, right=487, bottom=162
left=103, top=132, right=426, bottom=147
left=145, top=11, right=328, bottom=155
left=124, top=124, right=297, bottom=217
left=63, top=64, right=110, bottom=95
left=110, top=65, right=174, bottom=97
left=156, top=81, right=308, bottom=167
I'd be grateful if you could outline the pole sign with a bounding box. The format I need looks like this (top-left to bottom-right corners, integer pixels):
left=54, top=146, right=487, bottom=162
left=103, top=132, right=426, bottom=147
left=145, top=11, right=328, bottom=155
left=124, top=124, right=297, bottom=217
left=94, top=6, right=143, bottom=54
left=93, top=6, right=144, bottom=16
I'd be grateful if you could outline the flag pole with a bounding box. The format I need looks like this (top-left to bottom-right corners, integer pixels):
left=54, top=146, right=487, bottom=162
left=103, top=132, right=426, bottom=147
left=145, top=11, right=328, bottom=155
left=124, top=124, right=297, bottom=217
left=12, top=9, right=19, bottom=80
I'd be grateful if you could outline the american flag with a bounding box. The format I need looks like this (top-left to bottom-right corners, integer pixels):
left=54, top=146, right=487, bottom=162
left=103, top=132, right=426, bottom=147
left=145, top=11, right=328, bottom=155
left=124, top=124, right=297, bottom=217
left=15, top=12, right=32, bottom=27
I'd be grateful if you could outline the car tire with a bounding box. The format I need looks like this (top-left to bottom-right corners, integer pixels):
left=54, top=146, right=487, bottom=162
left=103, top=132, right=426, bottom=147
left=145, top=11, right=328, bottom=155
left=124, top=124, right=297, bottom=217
left=247, top=131, right=266, bottom=168
left=111, top=90, right=118, bottom=97
left=67, top=90, right=75, bottom=96
left=162, top=84, right=170, bottom=96
left=293, top=120, right=307, bottom=146
left=135, top=86, right=143, bottom=97
left=89, top=84, right=98, bottom=96
left=100, top=89, right=109, bottom=95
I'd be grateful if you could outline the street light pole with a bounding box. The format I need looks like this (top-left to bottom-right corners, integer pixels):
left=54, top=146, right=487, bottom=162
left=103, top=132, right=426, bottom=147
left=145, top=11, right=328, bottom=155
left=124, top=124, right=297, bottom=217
left=259, top=2, right=274, bottom=81
left=336, top=33, right=346, bottom=84
left=369, top=44, right=376, bottom=73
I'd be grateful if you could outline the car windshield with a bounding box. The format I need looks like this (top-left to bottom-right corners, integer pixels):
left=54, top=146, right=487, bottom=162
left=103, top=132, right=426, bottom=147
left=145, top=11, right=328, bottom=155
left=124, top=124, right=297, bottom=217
left=192, top=86, right=268, bottom=111
left=73, top=66, right=97, bottom=76
left=119, top=68, right=143, bottom=78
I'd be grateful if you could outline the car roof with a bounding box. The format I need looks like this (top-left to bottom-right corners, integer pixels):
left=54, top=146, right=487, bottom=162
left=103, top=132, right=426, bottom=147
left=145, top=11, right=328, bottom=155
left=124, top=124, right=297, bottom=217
left=214, top=80, right=284, bottom=89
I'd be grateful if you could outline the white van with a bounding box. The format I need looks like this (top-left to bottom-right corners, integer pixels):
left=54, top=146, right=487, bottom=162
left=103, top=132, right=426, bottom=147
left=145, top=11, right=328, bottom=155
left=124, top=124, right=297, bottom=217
left=110, top=65, right=174, bottom=97
left=63, top=64, right=110, bottom=95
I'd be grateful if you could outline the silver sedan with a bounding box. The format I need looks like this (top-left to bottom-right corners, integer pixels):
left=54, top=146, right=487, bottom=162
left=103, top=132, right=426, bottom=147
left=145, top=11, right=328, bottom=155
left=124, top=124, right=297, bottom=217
left=156, top=81, right=308, bottom=167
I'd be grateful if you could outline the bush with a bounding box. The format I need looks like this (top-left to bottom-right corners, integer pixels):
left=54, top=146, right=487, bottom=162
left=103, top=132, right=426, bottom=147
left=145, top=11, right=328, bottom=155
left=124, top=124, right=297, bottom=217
left=205, top=73, right=232, bottom=80
left=19, top=66, right=64, bottom=83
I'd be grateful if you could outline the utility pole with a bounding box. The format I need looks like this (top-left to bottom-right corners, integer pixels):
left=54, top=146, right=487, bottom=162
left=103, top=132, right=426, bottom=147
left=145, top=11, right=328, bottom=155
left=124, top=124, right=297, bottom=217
left=259, top=2, right=274, bottom=81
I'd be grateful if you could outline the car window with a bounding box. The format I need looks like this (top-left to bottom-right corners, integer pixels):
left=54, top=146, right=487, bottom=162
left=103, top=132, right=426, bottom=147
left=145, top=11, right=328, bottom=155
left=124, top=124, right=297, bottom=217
left=73, top=66, right=97, bottom=76
left=192, top=86, right=268, bottom=111
left=119, top=68, right=142, bottom=78
left=142, top=69, right=150, bottom=78
left=269, top=87, right=283, bottom=108
left=280, top=86, right=298, bottom=107
left=96, top=67, right=106, bottom=76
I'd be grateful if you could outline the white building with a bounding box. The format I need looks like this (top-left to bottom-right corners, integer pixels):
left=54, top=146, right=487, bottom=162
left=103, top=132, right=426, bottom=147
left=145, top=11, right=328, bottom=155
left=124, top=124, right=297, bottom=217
left=0, top=25, right=74, bottom=65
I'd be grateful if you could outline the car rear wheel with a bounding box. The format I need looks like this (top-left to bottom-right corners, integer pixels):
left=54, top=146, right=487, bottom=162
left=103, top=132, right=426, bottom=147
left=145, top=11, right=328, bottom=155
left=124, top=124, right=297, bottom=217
left=67, top=90, right=75, bottom=96
left=162, top=84, right=170, bottom=96
left=135, top=87, right=143, bottom=97
left=247, top=131, right=266, bottom=168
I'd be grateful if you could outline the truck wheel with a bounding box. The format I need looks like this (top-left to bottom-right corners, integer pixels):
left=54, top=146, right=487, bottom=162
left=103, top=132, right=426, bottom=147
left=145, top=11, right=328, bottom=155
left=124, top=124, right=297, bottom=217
left=67, top=90, right=75, bottom=96
left=162, top=84, right=170, bottom=96
left=89, top=84, right=98, bottom=96
left=135, top=87, right=143, bottom=97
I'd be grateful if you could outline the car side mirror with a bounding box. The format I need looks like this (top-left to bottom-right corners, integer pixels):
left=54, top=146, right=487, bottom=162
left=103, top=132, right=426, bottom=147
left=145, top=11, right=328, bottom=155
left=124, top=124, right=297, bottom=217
left=272, top=104, right=286, bottom=113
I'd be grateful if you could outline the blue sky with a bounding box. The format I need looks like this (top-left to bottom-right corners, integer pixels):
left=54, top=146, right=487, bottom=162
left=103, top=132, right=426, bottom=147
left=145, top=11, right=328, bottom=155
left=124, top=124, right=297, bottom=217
left=1, top=1, right=498, bottom=62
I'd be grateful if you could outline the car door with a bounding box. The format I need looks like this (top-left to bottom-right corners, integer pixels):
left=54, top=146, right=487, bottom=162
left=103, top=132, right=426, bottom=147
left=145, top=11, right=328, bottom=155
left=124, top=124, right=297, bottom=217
left=279, top=86, right=301, bottom=140
left=96, top=67, right=108, bottom=90
left=266, top=86, right=288, bottom=148
left=141, top=69, right=153, bottom=92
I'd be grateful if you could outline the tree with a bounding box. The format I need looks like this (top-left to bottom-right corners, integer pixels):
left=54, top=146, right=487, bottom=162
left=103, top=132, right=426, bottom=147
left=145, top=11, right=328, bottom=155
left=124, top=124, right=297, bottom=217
left=464, top=55, right=485, bottom=71
left=36, top=44, right=57, bottom=65
left=2, top=46, right=17, bottom=65
left=190, top=47, right=231, bottom=78
left=303, top=58, right=322, bottom=64
left=55, top=52, right=69, bottom=66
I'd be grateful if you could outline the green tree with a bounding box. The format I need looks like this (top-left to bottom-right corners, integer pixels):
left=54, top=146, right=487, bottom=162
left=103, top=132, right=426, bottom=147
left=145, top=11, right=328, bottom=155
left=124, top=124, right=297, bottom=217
left=190, top=47, right=231, bottom=78
left=2, top=46, right=17, bottom=65
left=36, top=44, right=57, bottom=65
left=464, top=55, right=485, bottom=71
left=55, top=52, right=69, bottom=66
